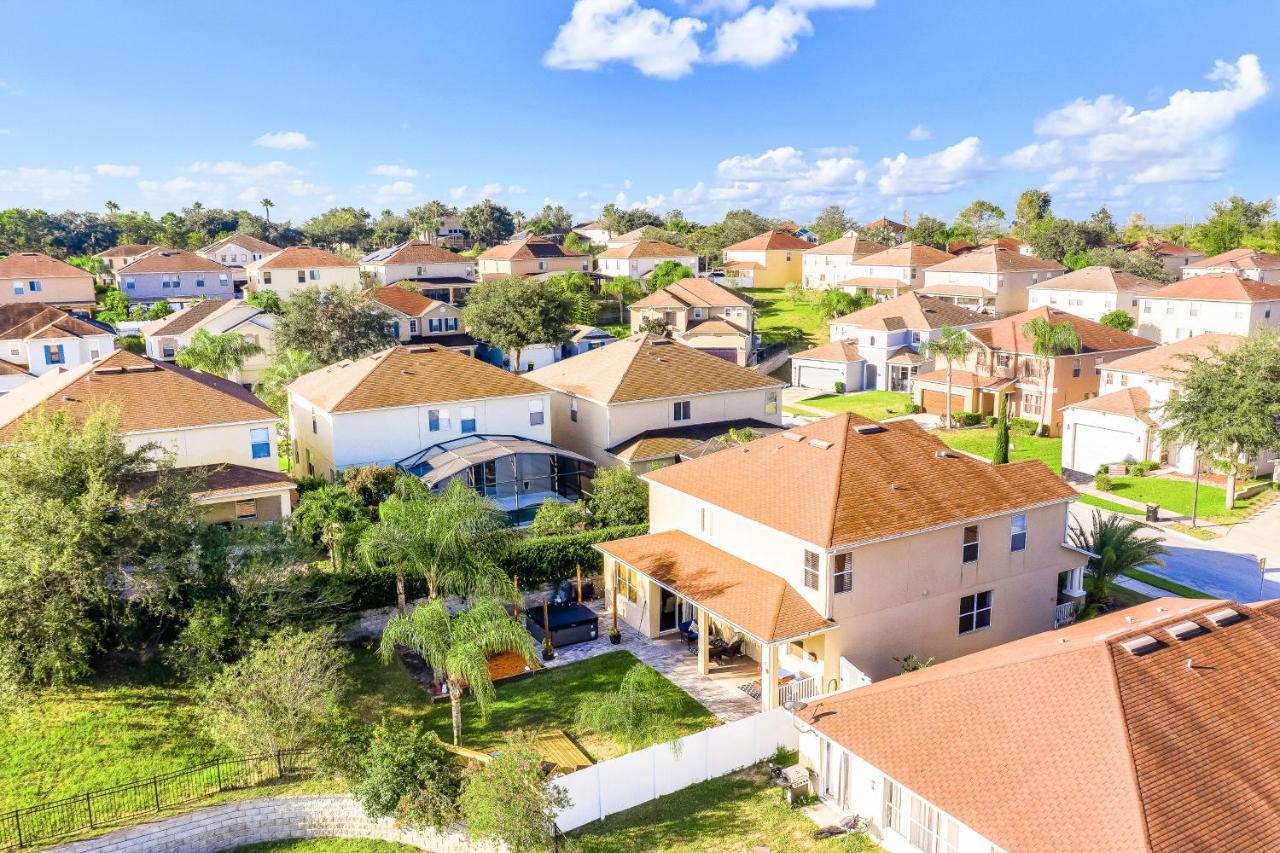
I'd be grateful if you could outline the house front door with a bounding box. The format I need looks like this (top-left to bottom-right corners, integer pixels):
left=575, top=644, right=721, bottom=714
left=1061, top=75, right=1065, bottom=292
left=659, top=588, right=678, bottom=633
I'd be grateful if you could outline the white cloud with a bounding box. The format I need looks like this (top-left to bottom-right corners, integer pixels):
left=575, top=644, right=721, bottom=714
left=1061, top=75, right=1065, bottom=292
left=449, top=182, right=507, bottom=203
left=711, top=5, right=811, bottom=67
left=877, top=136, right=988, bottom=196
left=1001, top=140, right=1064, bottom=170
left=1033, top=94, right=1129, bottom=138
left=138, top=176, right=212, bottom=196
left=0, top=167, right=90, bottom=201
left=507, top=184, right=528, bottom=194
left=253, top=130, right=314, bottom=150
left=187, top=160, right=300, bottom=180
left=906, top=123, right=931, bottom=141
left=374, top=180, right=415, bottom=199
left=95, top=163, right=139, bottom=178
left=681, top=0, right=750, bottom=13
left=717, top=146, right=809, bottom=180
left=369, top=164, right=420, bottom=178
left=284, top=179, right=327, bottom=197
left=544, top=0, right=706, bottom=79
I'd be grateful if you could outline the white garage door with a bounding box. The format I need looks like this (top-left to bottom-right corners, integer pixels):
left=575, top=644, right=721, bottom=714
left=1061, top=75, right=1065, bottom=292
left=796, top=363, right=843, bottom=392
left=1067, top=423, right=1132, bottom=475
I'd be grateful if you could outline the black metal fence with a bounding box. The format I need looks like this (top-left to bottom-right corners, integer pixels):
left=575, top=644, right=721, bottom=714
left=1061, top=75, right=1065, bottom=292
left=0, top=749, right=317, bottom=850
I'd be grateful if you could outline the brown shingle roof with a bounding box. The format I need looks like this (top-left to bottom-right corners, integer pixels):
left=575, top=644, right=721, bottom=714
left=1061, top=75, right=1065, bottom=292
left=1145, top=272, right=1280, bottom=302
left=0, top=252, right=93, bottom=279
left=926, top=245, right=1064, bottom=273
left=365, top=239, right=470, bottom=266
left=525, top=333, right=781, bottom=404
left=791, top=340, right=862, bottom=363
left=630, top=277, right=752, bottom=310
left=682, top=318, right=748, bottom=336
left=852, top=241, right=954, bottom=268
left=1186, top=247, right=1280, bottom=271
left=254, top=246, right=357, bottom=270
left=140, top=299, right=229, bottom=336
left=200, top=233, right=280, bottom=255
left=478, top=237, right=585, bottom=261
left=645, top=413, right=1074, bottom=548
left=1130, top=238, right=1198, bottom=257
left=118, top=249, right=229, bottom=275
left=830, top=292, right=987, bottom=331
left=913, top=369, right=1014, bottom=390
left=800, top=598, right=1280, bottom=853
left=364, top=286, right=443, bottom=317
left=1064, top=386, right=1156, bottom=425
left=863, top=217, right=907, bottom=234
left=802, top=235, right=889, bottom=258
left=597, top=239, right=694, bottom=260
left=94, top=243, right=158, bottom=259
left=0, top=349, right=275, bottom=438
left=968, top=306, right=1155, bottom=355
left=723, top=229, right=813, bottom=252
left=1105, top=333, right=1243, bottom=380
left=980, top=236, right=1028, bottom=251
left=0, top=304, right=106, bottom=340
left=1028, top=265, right=1163, bottom=293
left=596, top=530, right=832, bottom=642
left=287, top=344, right=543, bottom=413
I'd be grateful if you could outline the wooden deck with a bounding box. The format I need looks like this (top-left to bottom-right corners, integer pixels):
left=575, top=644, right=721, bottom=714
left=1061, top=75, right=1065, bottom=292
left=446, top=729, right=592, bottom=777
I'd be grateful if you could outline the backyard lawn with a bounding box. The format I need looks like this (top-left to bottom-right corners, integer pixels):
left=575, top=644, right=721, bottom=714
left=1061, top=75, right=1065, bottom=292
left=934, top=428, right=1063, bottom=475
left=1075, top=493, right=1142, bottom=515
left=745, top=287, right=828, bottom=350
left=233, top=841, right=419, bottom=852
left=1106, top=476, right=1275, bottom=523
left=793, top=391, right=912, bottom=421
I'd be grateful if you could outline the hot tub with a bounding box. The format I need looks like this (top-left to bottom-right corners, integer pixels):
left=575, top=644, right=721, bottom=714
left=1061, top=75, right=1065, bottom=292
left=527, top=603, right=599, bottom=647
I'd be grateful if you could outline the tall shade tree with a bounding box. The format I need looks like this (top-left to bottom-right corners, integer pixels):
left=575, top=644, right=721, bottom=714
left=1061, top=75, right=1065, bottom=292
left=1159, top=330, right=1280, bottom=510
left=175, top=328, right=263, bottom=378
left=274, top=285, right=395, bottom=366
left=953, top=200, right=1006, bottom=243
left=379, top=598, right=536, bottom=745
left=1068, top=511, right=1167, bottom=607
left=407, top=200, right=455, bottom=244
left=462, top=276, right=574, bottom=373
left=575, top=663, right=685, bottom=751
left=808, top=205, right=855, bottom=244
left=920, top=326, right=977, bottom=429
left=600, top=275, right=645, bottom=324
left=459, top=199, right=515, bottom=248
left=903, top=214, right=951, bottom=249
left=1020, top=317, right=1083, bottom=436
left=1012, top=189, right=1052, bottom=236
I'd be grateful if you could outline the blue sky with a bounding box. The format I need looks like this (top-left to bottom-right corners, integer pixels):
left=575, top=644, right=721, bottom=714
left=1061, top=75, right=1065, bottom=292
left=2, top=0, right=1278, bottom=227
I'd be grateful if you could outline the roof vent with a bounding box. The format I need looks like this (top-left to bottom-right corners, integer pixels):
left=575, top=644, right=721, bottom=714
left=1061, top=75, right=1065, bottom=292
left=650, top=339, right=673, bottom=346
left=808, top=439, right=833, bottom=450
left=1206, top=607, right=1245, bottom=627
left=781, top=432, right=804, bottom=442
left=1119, top=635, right=1161, bottom=656
left=406, top=346, right=432, bottom=354
left=1164, top=620, right=1205, bottom=641
left=93, top=366, right=125, bottom=375
left=61, top=394, right=77, bottom=402
left=853, top=424, right=886, bottom=435
left=935, top=450, right=954, bottom=459
left=124, top=364, right=160, bottom=373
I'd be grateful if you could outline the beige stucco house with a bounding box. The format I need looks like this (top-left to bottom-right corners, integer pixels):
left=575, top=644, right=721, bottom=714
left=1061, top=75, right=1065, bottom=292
left=476, top=237, right=589, bottom=281
left=526, top=333, right=783, bottom=470
left=720, top=230, right=811, bottom=288
left=0, top=304, right=115, bottom=392
left=358, top=240, right=477, bottom=303
left=1135, top=273, right=1280, bottom=343
left=800, top=235, right=889, bottom=290
left=596, top=413, right=1085, bottom=713
left=628, top=277, right=755, bottom=366
left=197, top=234, right=280, bottom=284
left=1181, top=247, right=1280, bottom=282
left=364, top=286, right=474, bottom=355
left=920, top=245, right=1066, bottom=314
left=597, top=240, right=698, bottom=281
left=93, top=244, right=159, bottom=281
left=837, top=242, right=954, bottom=301
left=1129, top=238, right=1203, bottom=277
left=0, top=252, right=97, bottom=308
left=141, top=298, right=276, bottom=386
left=244, top=247, right=360, bottom=301
left=1027, top=266, right=1163, bottom=323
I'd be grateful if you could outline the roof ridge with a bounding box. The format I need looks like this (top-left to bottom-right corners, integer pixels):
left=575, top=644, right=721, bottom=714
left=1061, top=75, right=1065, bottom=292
left=825, top=413, right=853, bottom=546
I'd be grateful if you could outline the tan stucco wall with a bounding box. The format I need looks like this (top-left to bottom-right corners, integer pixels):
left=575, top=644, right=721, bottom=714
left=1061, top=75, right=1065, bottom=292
left=1, top=273, right=96, bottom=306
left=246, top=266, right=360, bottom=300
left=724, top=248, right=802, bottom=288
left=123, top=420, right=281, bottom=471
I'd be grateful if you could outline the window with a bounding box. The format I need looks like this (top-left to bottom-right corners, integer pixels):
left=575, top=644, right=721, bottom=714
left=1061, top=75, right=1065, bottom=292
left=297, top=270, right=306, bottom=284
left=1190, top=302, right=1200, bottom=317
left=962, top=524, right=979, bottom=563
left=125, top=279, right=135, bottom=290
left=529, top=399, right=545, bottom=426
left=311, top=410, right=318, bottom=434
left=803, top=550, right=819, bottom=590
left=1165, top=302, right=1174, bottom=315
left=161, top=340, right=175, bottom=358
left=911, top=331, right=922, bottom=345
left=1095, top=357, right=1103, bottom=376
left=445, top=317, right=458, bottom=331
left=883, top=779, right=960, bottom=853
left=569, top=398, right=578, bottom=422
left=1023, top=393, right=1043, bottom=416
left=12, top=282, right=23, bottom=295
left=409, top=319, right=418, bottom=335
left=833, top=553, right=853, bottom=594
left=959, top=590, right=992, bottom=634
left=89, top=345, right=100, bottom=360
left=460, top=406, right=476, bottom=433
left=428, top=318, right=442, bottom=333
left=1010, top=513, right=1027, bottom=552
left=615, top=563, right=640, bottom=603
left=538, top=261, right=547, bottom=271
left=428, top=409, right=443, bottom=432
left=196, top=276, right=205, bottom=288
left=306, top=448, right=314, bottom=476
left=765, top=392, right=778, bottom=416
left=699, top=506, right=715, bottom=535
left=263, top=271, right=272, bottom=285
left=1142, top=300, right=1151, bottom=314
left=308, top=269, right=319, bottom=280
left=44, top=344, right=65, bottom=365
left=1120, top=374, right=1129, bottom=387
left=249, top=427, right=271, bottom=459
left=1071, top=358, right=1081, bottom=378
left=28, top=280, right=41, bottom=292
left=673, top=400, right=691, bottom=421
left=234, top=500, right=257, bottom=521
left=693, top=307, right=703, bottom=319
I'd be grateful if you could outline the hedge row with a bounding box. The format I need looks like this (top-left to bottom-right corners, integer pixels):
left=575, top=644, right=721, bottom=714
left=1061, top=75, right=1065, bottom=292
left=500, top=523, right=649, bottom=587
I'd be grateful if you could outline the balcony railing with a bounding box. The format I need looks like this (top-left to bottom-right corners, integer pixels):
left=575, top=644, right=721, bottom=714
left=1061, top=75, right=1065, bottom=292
left=779, top=675, right=819, bottom=706
left=1055, top=601, right=1077, bottom=628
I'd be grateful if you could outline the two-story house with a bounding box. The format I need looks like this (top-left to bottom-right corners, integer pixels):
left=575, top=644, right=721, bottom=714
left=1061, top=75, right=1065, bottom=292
left=116, top=249, right=234, bottom=308
left=627, top=277, right=755, bottom=365
left=93, top=244, right=159, bottom=281
left=476, top=237, right=590, bottom=281
left=862, top=217, right=908, bottom=244
left=1135, top=273, right=1280, bottom=343
left=573, top=220, right=612, bottom=245
left=0, top=349, right=292, bottom=525
left=526, top=333, right=783, bottom=470
left=720, top=229, right=812, bottom=288
left=597, top=240, right=698, bottom=281
left=920, top=245, right=1066, bottom=314
left=605, top=226, right=669, bottom=249
left=1027, top=266, right=1163, bottom=323
left=913, top=306, right=1155, bottom=435
left=197, top=234, right=281, bottom=286
left=243, top=246, right=360, bottom=301
left=141, top=298, right=276, bottom=386
left=0, top=252, right=97, bottom=309
left=837, top=242, right=954, bottom=301
left=364, top=286, right=476, bottom=356
left=1129, top=238, right=1204, bottom=277
left=358, top=240, right=478, bottom=305
left=800, top=235, right=889, bottom=290
left=596, top=413, right=1084, bottom=713
left=0, top=304, right=115, bottom=392
left=1181, top=247, right=1280, bottom=282
left=792, top=293, right=987, bottom=393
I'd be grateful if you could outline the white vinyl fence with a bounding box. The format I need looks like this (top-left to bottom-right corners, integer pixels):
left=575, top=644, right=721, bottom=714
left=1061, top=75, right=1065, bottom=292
left=553, top=708, right=798, bottom=832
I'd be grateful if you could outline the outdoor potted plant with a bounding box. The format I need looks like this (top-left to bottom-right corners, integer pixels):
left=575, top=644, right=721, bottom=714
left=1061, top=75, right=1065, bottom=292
left=542, top=635, right=555, bottom=661
left=609, top=585, right=622, bottom=644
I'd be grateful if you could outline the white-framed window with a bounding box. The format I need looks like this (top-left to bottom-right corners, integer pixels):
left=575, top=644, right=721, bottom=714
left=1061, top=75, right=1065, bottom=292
left=1022, top=394, right=1043, bottom=417
left=765, top=391, right=778, bottom=416
left=297, top=270, right=306, bottom=284
left=614, top=563, right=640, bottom=603
left=959, top=590, right=992, bottom=634
left=460, top=406, right=476, bottom=433
left=833, top=553, right=852, bottom=594
left=249, top=427, right=271, bottom=459
left=883, top=778, right=960, bottom=853
left=962, top=524, right=979, bottom=563
left=673, top=400, right=691, bottom=421
left=699, top=506, right=715, bottom=535
left=11, top=281, right=23, bottom=295
left=1142, top=300, right=1151, bottom=314
left=803, top=550, right=819, bottom=590
left=263, top=271, right=272, bottom=285
left=529, top=399, right=545, bottom=426
left=569, top=398, right=578, bottom=422
left=1010, top=513, right=1027, bottom=552
left=1071, top=358, right=1081, bottom=378
left=428, top=408, right=449, bottom=432
left=28, top=280, right=41, bottom=292
left=308, top=269, right=319, bottom=280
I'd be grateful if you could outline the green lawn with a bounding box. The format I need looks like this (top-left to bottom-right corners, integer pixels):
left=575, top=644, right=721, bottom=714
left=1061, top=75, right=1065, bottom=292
left=1123, top=568, right=1213, bottom=599
left=934, top=428, right=1063, bottom=474
left=1107, top=477, right=1273, bottom=523
left=350, top=648, right=716, bottom=762
left=570, top=758, right=879, bottom=852
left=745, top=288, right=828, bottom=350
left=232, top=841, right=419, bottom=852
left=1075, top=493, right=1143, bottom=515
left=795, top=391, right=912, bottom=421
left=1105, top=583, right=1154, bottom=610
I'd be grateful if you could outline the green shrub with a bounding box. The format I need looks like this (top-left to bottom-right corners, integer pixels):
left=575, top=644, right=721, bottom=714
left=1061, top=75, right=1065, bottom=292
left=1009, top=417, right=1037, bottom=433
left=834, top=380, right=845, bottom=394
left=117, top=334, right=145, bottom=354
left=985, top=415, right=998, bottom=428
left=954, top=411, right=983, bottom=427
left=1128, top=460, right=1158, bottom=477
left=500, top=523, right=648, bottom=587
left=904, top=402, right=920, bottom=414
left=1094, top=474, right=1113, bottom=492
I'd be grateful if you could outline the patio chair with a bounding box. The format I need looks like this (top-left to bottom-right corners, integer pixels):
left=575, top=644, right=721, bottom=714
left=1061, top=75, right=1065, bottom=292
left=718, top=636, right=744, bottom=663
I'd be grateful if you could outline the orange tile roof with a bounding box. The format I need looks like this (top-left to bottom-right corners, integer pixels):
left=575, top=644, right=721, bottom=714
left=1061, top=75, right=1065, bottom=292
left=645, top=413, right=1074, bottom=548
left=913, top=368, right=1014, bottom=390
left=791, top=340, right=862, bottom=363
left=830, top=292, right=986, bottom=331
left=199, top=233, right=280, bottom=255
left=926, top=245, right=1064, bottom=273
left=1064, top=386, right=1156, bottom=425
left=1105, top=333, right=1244, bottom=380
left=0, top=304, right=106, bottom=340
left=863, top=218, right=907, bottom=234
left=613, top=226, right=669, bottom=242
left=853, top=241, right=954, bottom=268
left=802, top=235, right=889, bottom=257
left=1186, top=247, right=1280, bottom=271
left=364, top=239, right=471, bottom=266
left=1130, top=238, right=1198, bottom=257
left=597, top=239, right=694, bottom=260
left=723, top=229, right=814, bottom=252
left=800, top=598, right=1280, bottom=853
left=524, top=333, right=781, bottom=404
left=980, top=236, right=1028, bottom=251
left=596, top=530, right=832, bottom=642
left=364, top=286, right=443, bottom=317
left=682, top=318, right=748, bottom=336
left=254, top=246, right=357, bottom=270
left=287, top=344, right=543, bottom=413
left=118, top=248, right=231, bottom=275
left=0, top=252, right=94, bottom=279
left=1028, top=265, right=1163, bottom=293
left=1146, top=272, right=1280, bottom=302
left=630, top=277, right=752, bottom=310
left=968, top=306, right=1155, bottom=355
left=94, top=243, right=158, bottom=259
left=0, top=349, right=275, bottom=438
left=478, top=237, right=585, bottom=261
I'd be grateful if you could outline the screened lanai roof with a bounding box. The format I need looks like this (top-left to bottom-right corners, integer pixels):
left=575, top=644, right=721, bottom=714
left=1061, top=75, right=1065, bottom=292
left=396, top=434, right=593, bottom=486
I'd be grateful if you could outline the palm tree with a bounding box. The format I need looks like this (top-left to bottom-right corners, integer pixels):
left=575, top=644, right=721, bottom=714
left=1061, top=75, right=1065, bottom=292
left=254, top=348, right=320, bottom=416
left=175, top=328, right=263, bottom=378
left=601, top=276, right=645, bottom=325
left=920, top=326, right=977, bottom=429
left=105, top=200, right=120, bottom=217
left=1068, top=510, right=1168, bottom=607
left=380, top=598, right=536, bottom=745
left=261, top=198, right=274, bottom=224
left=1021, top=316, right=1082, bottom=437
left=575, top=663, right=685, bottom=752
left=292, top=484, right=368, bottom=570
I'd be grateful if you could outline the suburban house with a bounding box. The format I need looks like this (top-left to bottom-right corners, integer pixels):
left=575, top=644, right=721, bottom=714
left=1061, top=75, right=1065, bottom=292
left=920, top=245, right=1066, bottom=314
left=476, top=237, right=590, bottom=281
left=800, top=235, right=890, bottom=290
left=800, top=293, right=987, bottom=393
left=793, top=597, right=1280, bottom=853
left=573, top=220, right=612, bottom=245
left=0, top=252, right=97, bottom=308
left=1061, top=333, right=1274, bottom=478
left=720, top=229, right=812, bottom=288
left=1026, top=265, right=1164, bottom=323
left=525, top=333, right=783, bottom=470
left=434, top=214, right=469, bottom=249
left=627, top=277, right=756, bottom=366
left=196, top=234, right=280, bottom=283
left=0, top=304, right=115, bottom=392
left=364, top=286, right=476, bottom=355
left=141, top=298, right=276, bottom=386
left=93, top=244, right=158, bottom=279
left=1129, top=238, right=1204, bottom=277
left=605, top=226, right=669, bottom=248
left=563, top=324, right=616, bottom=357
left=981, top=235, right=1033, bottom=254
left=837, top=242, right=954, bottom=301
left=0, top=349, right=292, bottom=525
left=1135, top=272, right=1280, bottom=343
left=862, top=218, right=908, bottom=243
left=244, top=247, right=360, bottom=301
left=596, top=240, right=698, bottom=280
left=912, top=306, right=1155, bottom=435
left=1181, top=247, right=1280, bottom=282
left=115, top=249, right=234, bottom=308
left=358, top=240, right=478, bottom=304
left=596, top=413, right=1085, bottom=714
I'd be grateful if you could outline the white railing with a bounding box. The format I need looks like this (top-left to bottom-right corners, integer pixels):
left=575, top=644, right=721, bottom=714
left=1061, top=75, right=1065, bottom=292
left=1055, top=601, right=1077, bottom=628
left=778, top=675, right=818, bottom=706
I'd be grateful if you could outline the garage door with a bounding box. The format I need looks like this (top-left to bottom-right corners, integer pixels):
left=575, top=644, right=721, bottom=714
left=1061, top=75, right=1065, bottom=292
left=919, top=389, right=968, bottom=415
left=1066, top=423, right=1132, bottom=475
left=796, top=364, right=843, bottom=392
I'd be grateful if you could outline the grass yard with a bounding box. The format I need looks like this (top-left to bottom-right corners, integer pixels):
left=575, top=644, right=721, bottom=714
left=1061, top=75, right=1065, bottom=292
left=570, top=758, right=879, bottom=852
left=232, top=841, right=420, bottom=852
left=349, top=648, right=716, bottom=762
left=934, top=428, right=1063, bottom=475
left=1105, top=583, right=1155, bottom=610
left=1123, top=568, right=1212, bottom=599
left=1075, top=494, right=1143, bottom=515
left=746, top=287, right=828, bottom=350
left=794, top=391, right=912, bottom=421
left=1107, top=477, right=1274, bottom=523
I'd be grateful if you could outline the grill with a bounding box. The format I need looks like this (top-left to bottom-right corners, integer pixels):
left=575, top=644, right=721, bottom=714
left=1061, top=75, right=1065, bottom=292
left=773, top=764, right=813, bottom=804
